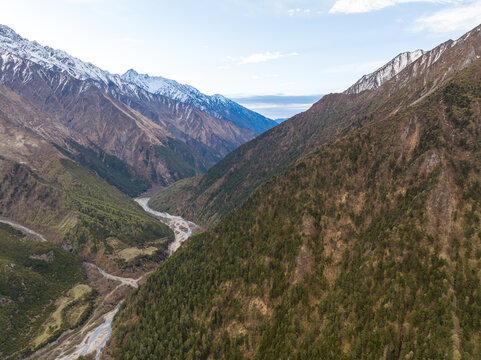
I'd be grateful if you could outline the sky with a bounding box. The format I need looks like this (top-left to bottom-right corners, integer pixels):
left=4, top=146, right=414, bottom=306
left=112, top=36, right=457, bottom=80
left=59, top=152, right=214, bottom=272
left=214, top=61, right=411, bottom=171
left=0, top=0, right=480, bottom=118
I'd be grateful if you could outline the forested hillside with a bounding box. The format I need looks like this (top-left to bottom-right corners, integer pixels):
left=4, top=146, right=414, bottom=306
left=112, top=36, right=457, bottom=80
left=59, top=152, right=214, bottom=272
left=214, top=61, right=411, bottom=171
left=108, top=60, right=481, bottom=359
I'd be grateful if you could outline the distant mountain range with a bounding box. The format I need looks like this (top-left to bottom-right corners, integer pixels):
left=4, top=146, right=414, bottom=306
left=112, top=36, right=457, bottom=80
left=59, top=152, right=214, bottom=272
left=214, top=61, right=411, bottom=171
left=121, top=69, right=277, bottom=133
left=232, top=94, right=323, bottom=119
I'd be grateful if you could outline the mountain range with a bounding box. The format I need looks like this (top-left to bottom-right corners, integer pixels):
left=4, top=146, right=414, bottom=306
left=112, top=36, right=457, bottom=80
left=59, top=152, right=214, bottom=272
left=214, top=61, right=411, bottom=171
left=0, top=23, right=274, bottom=359
left=121, top=69, right=277, bottom=133
left=0, top=24, right=275, bottom=194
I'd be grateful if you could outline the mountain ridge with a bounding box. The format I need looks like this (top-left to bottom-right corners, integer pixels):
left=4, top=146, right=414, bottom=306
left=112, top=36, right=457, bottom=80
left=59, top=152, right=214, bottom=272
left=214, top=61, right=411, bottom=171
left=344, top=49, right=425, bottom=94
left=0, top=24, right=273, bottom=135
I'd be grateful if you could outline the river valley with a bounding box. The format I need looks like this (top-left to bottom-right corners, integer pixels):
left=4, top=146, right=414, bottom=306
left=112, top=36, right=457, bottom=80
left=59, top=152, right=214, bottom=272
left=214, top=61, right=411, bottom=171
left=17, top=197, right=198, bottom=360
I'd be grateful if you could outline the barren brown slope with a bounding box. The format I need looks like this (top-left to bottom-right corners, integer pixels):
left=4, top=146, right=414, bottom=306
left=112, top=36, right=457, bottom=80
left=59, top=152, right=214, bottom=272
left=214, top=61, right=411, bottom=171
left=150, top=23, right=481, bottom=226
left=0, top=54, right=209, bottom=188
left=110, top=86, right=256, bottom=162
left=0, top=44, right=255, bottom=194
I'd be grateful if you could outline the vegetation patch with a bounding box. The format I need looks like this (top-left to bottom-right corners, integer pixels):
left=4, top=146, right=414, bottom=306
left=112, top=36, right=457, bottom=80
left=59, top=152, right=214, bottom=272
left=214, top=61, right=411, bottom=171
left=55, top=140, right=151, bottom=197
left=118, top=246, right=159, bottom=262
left=0, top=224, right=88, bottom=359
left=33, top=284, right=93, bottom=347
left=0, top=156, right=174, bottom=265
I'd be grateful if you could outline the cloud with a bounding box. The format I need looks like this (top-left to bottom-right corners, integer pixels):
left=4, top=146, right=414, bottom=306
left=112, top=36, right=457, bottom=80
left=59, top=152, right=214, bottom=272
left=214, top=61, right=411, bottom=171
left=329, top=0, right=456, bottom=14
left=414, top=0, right=481, bottom=32
left=238, top=51, right=299, bottom=64
left=288, top=8, right=312, bottom=16
left=251, top=74, right=280, bottom=80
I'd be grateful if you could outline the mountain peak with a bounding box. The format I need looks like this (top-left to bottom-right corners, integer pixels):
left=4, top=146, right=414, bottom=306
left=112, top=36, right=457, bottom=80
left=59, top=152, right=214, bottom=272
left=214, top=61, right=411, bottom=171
left=122, top=68, right=140, bottom=77
left=345, top=23, right=481, bottom=96
left=0, top=23, right=117, bottom=86
left=0, top=24, right=23, bottom=42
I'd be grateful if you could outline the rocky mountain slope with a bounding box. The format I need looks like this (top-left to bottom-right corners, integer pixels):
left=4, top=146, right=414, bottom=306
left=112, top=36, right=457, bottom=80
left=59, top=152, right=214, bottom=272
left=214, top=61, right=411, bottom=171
left=0, top=25, right=256, bottom=192
left=0, top=103, right=173, bottom=271
left=108, top=27, right=481, bottom=359
left=122, top=69, right=277, bottom=134
left=149, top=24, right=481, bottom=226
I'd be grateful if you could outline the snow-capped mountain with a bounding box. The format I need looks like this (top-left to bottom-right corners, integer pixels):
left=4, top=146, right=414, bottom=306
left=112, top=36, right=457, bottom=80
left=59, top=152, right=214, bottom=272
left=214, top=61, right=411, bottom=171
left=121, top=69, right=277, bottom=134
left=0, top=24, right=257, bottom=187
left=0, top=23, right=274, bottom=135
left=345, top=50, right=425, bottom=94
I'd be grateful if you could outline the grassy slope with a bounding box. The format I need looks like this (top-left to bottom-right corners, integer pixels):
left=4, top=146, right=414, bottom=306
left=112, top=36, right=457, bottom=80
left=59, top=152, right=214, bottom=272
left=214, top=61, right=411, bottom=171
left=0, top=223, right=91, bottom=359
left=109, top=63, right=481, bottom=359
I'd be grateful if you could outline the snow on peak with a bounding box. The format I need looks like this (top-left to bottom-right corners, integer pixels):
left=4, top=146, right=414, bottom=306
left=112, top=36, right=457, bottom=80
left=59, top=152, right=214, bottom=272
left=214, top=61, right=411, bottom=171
left=0, top=23, right=275, bottom=133
left=0, top=24, right=122, bottom=87
left=121, top=69, right=205, bottom=104
left=0, top=25, right=23, bottom=42
left=345, top=50, right=425, bottom=94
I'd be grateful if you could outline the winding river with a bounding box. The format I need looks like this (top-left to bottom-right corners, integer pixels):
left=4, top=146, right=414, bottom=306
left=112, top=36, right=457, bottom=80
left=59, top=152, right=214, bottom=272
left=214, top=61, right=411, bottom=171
left=14, top=197, right=197, bottom=360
